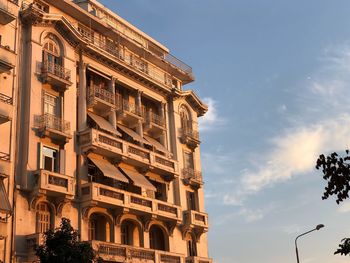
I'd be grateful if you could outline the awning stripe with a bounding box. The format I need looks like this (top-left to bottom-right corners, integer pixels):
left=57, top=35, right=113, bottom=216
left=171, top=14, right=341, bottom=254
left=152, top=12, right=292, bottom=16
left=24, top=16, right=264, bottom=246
left=0, top=179, right=11, bottom=214
left=88, top=112, right=121, bottom=137
left=88, top=156, right=129, bottom=183
left=119, top=167, right=156, bottom=192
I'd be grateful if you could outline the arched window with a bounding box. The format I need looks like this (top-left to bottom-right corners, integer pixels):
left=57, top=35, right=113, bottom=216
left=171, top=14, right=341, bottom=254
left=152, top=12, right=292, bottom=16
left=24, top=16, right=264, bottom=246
left=36, top=202, right=52, bottom=233
left=88, top=213, right=112, bottom=242
left=42, top=37, right=62, bottom=66
left=186, top=233, right=197, bottom=257
left=180, top=105, right=192, bottom=132
left=149, top=225, right=167, bottom=251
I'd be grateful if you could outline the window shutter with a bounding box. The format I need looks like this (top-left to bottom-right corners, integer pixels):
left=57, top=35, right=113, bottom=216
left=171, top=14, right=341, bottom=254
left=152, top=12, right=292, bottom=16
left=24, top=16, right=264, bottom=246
left=38, top=142, right=43, bottom=169
left=59, top=149, right=66, bottom=174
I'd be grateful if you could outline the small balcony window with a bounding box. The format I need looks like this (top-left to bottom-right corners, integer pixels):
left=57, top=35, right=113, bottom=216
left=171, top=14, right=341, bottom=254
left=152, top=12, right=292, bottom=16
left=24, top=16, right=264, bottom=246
left=42, top=146, right=59, bottom=173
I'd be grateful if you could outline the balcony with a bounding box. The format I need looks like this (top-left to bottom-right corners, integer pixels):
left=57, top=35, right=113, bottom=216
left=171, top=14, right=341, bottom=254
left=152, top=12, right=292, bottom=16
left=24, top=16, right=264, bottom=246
left=143, top=111, right=166, bottom=136
left=87, top=85, right=115, bottom=116
left=0, top=0, right=16, bottom=25
left=0, top=45, right=15, bottom=73
left=0, top=152, right=10, bottom=178
left=90, top=240, right=184, bottom=263
left=183, top=210, right=208, bottom=233
left=185, top=257, right=213, bottom=263
left=180, top=128, right=200, bottom=149
left=116, top=99, right=143, bottom=127
left=35, top=113, right=72, bottom=143
left=32, top=169, right=74, bottom=199
left=81, top=182, right=181, bottom=222
left=39, top=61, right=72, bottom=91
left=182, top=168, right=202, bottom=188
left=79, top=128, right=177, bottom=176
left=0, top=93, right=13, bottom=124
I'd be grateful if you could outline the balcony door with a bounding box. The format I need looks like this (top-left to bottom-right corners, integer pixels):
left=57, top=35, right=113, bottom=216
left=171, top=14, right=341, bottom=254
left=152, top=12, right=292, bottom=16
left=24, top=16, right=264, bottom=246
left=44, top=92, right=60, bottom=117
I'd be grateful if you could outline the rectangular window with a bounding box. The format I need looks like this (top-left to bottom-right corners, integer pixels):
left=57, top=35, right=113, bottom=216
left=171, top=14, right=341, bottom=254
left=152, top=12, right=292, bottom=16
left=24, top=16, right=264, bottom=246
left=183, top=151, right=194, bottom=170
left=42, top=146, right=59, bottom=173
left=43, top=92, right=60, bottom=117
left=186, top=191, right=197, bottom=211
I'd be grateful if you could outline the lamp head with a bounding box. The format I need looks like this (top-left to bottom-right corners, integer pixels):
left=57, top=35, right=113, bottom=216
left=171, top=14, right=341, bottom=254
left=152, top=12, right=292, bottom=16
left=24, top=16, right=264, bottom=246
left=316, top=224, right=324, bottom=230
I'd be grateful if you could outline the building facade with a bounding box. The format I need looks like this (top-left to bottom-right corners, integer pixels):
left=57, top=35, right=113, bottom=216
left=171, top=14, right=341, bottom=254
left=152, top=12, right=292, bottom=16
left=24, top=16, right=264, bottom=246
left=0, top=0, right=212, bottom=262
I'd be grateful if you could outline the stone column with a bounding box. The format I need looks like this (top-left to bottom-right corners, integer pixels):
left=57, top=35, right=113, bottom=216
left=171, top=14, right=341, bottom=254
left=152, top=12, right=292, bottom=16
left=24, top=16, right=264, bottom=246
left=136, top=90, right=143, bottom=137
left=78, top=54, right=87, bottom=132
left=108, top=77, right=117, bottom=129
left=159, top=102, right=166, bottom=146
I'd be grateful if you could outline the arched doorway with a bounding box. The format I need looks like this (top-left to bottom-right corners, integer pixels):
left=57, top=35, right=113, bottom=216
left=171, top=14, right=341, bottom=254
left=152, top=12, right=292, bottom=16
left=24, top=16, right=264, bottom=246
left=88, top=213, right=113, bottom=242
left=149, top=225, right=168, bottom=251
left=121, top=220, right=142, bottom=246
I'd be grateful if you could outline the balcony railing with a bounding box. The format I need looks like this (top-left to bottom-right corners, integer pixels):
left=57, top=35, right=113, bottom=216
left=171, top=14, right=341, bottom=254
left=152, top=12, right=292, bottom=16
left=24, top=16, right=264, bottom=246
left=182, top=168, right=202, bottom=182
left=81, top=182, right=181, bottom=221
left=88, top=85, right=115, bottom=105
left=78, top=26, right=176, bottom=89
left=41, top=61, right=71, bottom=82
left=79, top=128, right=177, bottom=175
left=120, top=100, right=142, bottom=116
left=33, top=169, right=75, bottom=198
left=182, top=128, right=199, bottom=141
left=90, top=240, right=184, bottom=263
left=185, top=256, right=213, bottom=263
left=36, top=113, right=70, bottom=135
left=184, top=210, right=209, bottom=230
left=147, top=111, right=165, bottom=127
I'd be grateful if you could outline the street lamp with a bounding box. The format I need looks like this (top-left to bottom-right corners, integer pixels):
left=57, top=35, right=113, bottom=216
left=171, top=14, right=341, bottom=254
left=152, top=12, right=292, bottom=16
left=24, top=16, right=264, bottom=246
left=295, top=224, right=324, bottom=263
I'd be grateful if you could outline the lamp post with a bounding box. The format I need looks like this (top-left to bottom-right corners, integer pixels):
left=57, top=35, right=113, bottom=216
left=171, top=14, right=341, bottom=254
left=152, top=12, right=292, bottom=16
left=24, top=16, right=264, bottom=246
left=295, top=224, right=324, bottom=263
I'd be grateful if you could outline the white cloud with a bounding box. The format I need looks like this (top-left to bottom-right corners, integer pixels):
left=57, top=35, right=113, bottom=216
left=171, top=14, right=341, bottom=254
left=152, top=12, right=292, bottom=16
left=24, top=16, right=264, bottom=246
left=198, top=97, right=225, bottom=131
left=337, top=201, right=350, bottom=213
left=280, top=224, right=301, bottom=235
left=238, top=208, right=264, bottom=222
left=242, top=115, right=350, bottom=193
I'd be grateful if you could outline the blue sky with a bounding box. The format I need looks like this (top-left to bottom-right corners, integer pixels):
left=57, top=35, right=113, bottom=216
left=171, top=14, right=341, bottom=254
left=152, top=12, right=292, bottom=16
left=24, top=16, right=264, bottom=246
left=100, top=1, right=350, bottom=262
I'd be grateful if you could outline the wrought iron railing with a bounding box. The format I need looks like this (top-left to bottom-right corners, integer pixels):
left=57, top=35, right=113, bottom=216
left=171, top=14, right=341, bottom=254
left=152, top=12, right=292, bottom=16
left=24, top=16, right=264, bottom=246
left=182, top=168, right=202, bottom=182
left=182, top=127, right=200, bottom=141
left=148, top=111, right=165, bottom=127
left=121, top=100, right=142, bottom=116
left=88, top=85, right=115, bottom=105
left=41, top=61, right=71, bottom=81
left=36, top=113, right=70, bottom=134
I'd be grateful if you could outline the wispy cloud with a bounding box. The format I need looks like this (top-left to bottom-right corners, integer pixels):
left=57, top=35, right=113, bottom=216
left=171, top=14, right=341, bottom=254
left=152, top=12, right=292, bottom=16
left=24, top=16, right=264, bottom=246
left=221, top=44, right=350, bottom=206
left=199, top=97, right=226, bottom=131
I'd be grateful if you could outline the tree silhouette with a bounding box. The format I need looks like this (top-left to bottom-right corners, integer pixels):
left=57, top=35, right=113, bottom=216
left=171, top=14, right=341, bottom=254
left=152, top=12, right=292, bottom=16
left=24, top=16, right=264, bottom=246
left=316, top=150, right=350, bottom=256
left=35, top=218, right=101, bottom=263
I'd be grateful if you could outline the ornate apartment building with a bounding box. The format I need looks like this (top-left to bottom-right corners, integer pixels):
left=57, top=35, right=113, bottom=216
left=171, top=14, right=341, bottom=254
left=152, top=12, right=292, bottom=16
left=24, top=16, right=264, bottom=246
left=0, top=0, right=211, bottom=262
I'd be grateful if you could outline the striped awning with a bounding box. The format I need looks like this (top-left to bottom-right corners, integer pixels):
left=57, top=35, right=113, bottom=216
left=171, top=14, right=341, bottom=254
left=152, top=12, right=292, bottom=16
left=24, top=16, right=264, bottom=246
left=88, top=156, right=129, bottom=183
left=119, top=167, right=156, bottom=192
left=88, top=112, right=121, bottom=137
left=0, top=179, right=11, bottom=214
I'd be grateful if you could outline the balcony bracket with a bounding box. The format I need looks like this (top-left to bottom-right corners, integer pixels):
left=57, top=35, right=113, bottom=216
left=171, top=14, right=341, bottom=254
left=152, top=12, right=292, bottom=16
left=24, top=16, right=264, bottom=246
left=181, top=226, right=204, bottom=242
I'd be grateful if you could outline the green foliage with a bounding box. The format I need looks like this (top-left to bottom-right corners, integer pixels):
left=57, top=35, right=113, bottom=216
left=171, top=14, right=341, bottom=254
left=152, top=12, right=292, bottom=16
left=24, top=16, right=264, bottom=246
left=335, top=238, right=350, bottom=256
left=316, top=150, right=350, bottom=204
left=316, top=150, right=350, bottom=257
left=35, top=218, right=101, bottom=263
